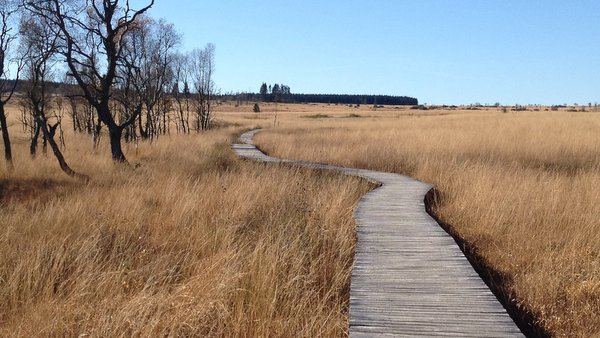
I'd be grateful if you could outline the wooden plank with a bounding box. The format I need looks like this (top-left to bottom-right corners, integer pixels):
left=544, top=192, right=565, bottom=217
left=232, top=129, right=524, bottom=337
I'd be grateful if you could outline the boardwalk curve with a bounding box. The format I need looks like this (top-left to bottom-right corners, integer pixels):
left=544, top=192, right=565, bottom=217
left=232, top=129, right=524, bottom=337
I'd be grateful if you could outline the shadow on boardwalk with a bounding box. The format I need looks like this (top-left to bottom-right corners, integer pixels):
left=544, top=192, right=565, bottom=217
left=233, top=129, right=525, bottom=337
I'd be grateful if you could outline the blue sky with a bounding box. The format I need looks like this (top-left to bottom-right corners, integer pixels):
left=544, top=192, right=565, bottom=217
left=148, top=0, right=600, bottom=105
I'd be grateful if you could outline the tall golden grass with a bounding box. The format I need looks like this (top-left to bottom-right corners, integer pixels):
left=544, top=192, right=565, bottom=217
left=4, top=99, right=599, bottom=336
left=0, top=108, right=371, bottom=336
left=253, top=107, right=600, bottom=337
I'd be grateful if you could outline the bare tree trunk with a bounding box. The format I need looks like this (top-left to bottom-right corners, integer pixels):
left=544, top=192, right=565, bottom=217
left=166, top=113, right=171, bottom=135
left=178, top=105, right=186, bottom=133
left=30, top=120, right=41, bottom=157
left=109, top=126, right=126, bottom=162
left=138, top=110, right=148, bottom=140
left=162, top=109, right=167, bottom=135
left=185, top=98, right=191, bottom=134
left=95, top=104, right=127, bottom=162
left=42, top=129, right=48, bottom=154
left=93, top=120, right=102, bottom=150
left=144, top=110, right=152, bottom=139
left=0, top=101, right=13, bottom=171
left=38, top=115, right=89, bottom=181
left=86, top=103, right=94, bottom=135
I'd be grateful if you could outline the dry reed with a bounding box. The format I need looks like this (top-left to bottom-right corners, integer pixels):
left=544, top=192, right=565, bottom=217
left=253, top=108, right=600, bottom=337
left=0, top=118, right=371, bottom=337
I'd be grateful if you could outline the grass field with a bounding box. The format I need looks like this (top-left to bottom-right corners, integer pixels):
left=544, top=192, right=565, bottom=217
left=0, top=105, right=371, bottom=336
left=2, top=100, right=599, bottom=337
left=247, top=103, right=600, bottom=337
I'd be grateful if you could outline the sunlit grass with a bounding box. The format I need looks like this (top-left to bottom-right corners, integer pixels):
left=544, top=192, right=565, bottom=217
left=253, top=107, right=600, bottom=337
left=0, top=118, right=370, bottom=337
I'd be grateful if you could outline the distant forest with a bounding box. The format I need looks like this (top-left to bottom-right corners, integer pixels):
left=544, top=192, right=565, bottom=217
left=221, top=82, right=419, bottom=106
left=223, top=93, right=419, bottom=106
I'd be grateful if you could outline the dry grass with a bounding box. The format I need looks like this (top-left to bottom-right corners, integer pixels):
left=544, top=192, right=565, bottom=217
left=0, top=106, right=372, bottom=337
left=251, top=106, right=600, bottom=337
left=5, top=98, right=599, bottom=336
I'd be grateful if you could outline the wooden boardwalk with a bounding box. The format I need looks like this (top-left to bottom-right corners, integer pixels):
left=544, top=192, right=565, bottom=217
left=232, top=129, right=524, bottom=337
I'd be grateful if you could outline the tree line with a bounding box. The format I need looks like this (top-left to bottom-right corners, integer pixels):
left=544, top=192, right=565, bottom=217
left=225, top=82, right=418, bottom=106
left=283, top=93, right=418, bottom=106
left=0, top=0, right=216, bottom=179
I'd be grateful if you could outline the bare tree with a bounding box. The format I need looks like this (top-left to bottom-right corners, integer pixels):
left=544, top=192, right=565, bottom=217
left=171, top=52, right=191, bottom=134
left=119, top=16, right=179, bottom=141
left=25, top=0, right=155, bottom=163
left=20, top=11, right=88, bottom=180
left=20, top=13, right=55, bottom=157
left=149, top=19, right=178, bottom=138
left=189, top=43, right=215, bottom=131
left=0, top=0, right=21, bottom=170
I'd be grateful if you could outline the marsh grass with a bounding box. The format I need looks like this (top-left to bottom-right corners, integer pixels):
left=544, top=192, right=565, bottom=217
left=0, top=121, right=371, bottom=337
left=254, top=109, right=600, bottom=337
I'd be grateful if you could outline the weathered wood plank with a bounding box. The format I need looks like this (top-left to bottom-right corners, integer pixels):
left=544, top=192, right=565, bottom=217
left=232, top=129, right=524, bottom=337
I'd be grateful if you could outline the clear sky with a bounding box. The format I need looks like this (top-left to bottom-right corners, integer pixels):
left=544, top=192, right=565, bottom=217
left=147, top=0, right=600, bottom=105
